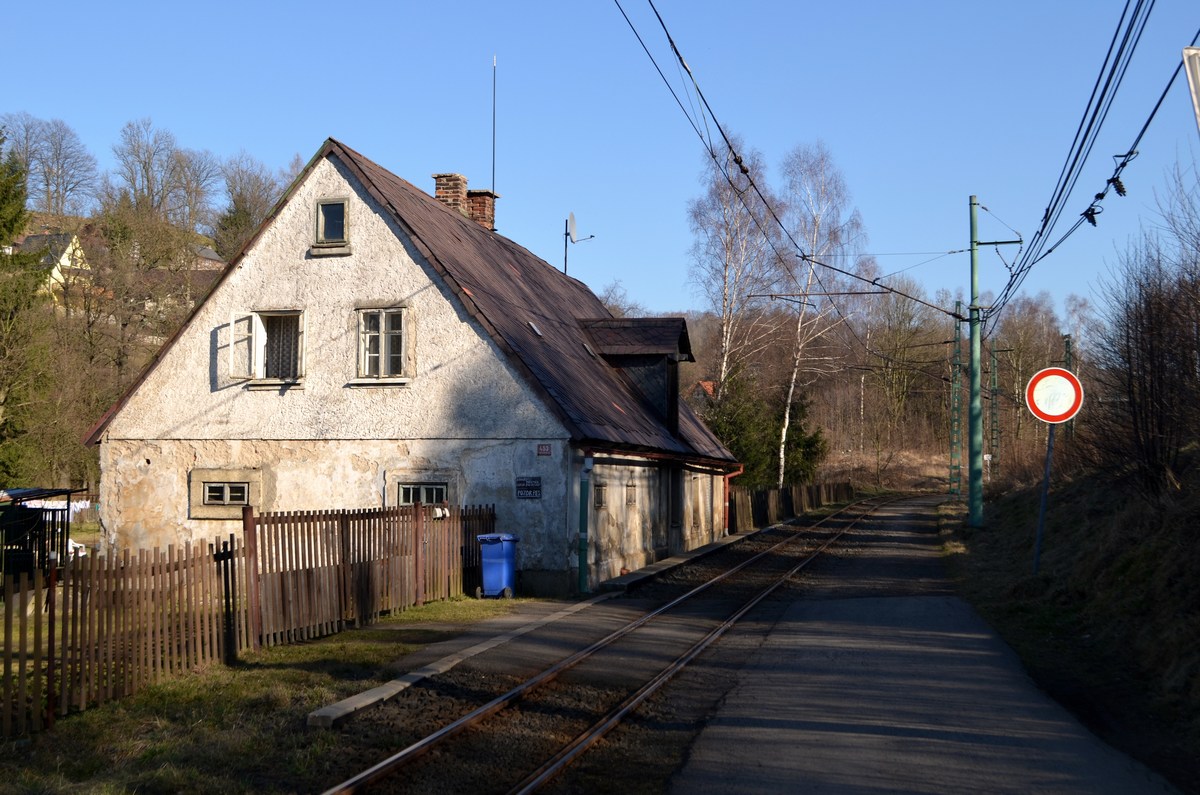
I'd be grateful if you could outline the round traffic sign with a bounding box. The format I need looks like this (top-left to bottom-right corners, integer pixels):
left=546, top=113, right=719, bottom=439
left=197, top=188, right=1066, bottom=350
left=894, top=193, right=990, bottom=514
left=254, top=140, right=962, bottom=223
left=1025, top=367, right=1083, bottom=424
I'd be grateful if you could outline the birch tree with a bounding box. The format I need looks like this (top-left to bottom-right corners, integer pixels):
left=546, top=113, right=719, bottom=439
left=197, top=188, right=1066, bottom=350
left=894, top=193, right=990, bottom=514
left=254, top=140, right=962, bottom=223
left=774, top=142, right=861, bottom=487
left=687, top=139, right=777, bottom=399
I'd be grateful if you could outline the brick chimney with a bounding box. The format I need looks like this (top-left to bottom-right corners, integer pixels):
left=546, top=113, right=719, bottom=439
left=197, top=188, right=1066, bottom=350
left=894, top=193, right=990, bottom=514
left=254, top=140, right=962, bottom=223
left=467, top=189, right=498, bottom=232
left=432, top=173, right=498, bottom=231
left=432, top=173, right=467, bottom=214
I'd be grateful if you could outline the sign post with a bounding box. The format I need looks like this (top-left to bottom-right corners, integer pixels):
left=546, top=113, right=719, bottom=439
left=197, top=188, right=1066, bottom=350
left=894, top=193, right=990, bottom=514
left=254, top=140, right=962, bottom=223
left=1026, top=367, right=1084, bottom=573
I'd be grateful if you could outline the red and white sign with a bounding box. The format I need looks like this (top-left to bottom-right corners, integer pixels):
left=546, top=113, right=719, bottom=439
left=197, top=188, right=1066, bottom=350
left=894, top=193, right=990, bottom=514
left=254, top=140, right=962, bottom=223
left=1025, top=367, right=1083, bottom=424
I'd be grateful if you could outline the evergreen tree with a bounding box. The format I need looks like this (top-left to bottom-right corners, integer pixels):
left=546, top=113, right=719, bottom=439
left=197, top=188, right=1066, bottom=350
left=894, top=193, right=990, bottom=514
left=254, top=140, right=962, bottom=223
left=0, top=131, right=54, bottom=484
left=1, top=131, right=29, bottom=242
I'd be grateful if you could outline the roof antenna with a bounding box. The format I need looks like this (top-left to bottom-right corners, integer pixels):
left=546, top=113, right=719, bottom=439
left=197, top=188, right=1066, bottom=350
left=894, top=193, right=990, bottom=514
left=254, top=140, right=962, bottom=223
left=563, top=211, right=594, bottom=274
left=491, top=55, right=497, bottom=199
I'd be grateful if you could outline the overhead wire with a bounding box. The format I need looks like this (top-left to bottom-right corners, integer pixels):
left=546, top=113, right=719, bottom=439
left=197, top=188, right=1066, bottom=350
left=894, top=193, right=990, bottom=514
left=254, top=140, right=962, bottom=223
left=618, top=0, right=968, bottom=388
left=986, top=3, right=1200, bottom=335
left=631, top=0, right=964, bottom=323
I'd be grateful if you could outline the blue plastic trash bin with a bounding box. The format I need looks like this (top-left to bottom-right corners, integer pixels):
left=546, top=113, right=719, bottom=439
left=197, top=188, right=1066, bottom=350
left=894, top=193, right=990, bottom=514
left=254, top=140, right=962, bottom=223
left=477, top=533, right=519, bottom=598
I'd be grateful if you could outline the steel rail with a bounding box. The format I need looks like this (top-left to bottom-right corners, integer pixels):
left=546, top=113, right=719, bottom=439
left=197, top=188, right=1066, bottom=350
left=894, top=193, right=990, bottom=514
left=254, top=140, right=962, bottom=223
left=510, top=496, right=899, bottom=793
left=320, top=495, right=898, bottom=795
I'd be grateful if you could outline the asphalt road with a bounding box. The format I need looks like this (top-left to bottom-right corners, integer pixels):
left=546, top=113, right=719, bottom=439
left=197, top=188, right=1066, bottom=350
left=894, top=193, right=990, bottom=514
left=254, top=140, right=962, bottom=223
left=667, top=495, right=1177, bottom=794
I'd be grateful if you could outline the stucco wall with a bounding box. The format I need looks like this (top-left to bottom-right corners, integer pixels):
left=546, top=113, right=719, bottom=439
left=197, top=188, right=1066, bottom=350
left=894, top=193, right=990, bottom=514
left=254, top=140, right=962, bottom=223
left=103, top=156, right=561, bottom=443
left=98, top=155, right=572, bottom=582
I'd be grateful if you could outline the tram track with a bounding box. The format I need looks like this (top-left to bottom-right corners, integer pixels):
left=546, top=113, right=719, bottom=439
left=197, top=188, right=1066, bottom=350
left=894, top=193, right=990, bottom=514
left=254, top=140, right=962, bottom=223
left=320, top=495, right=904, bottom=794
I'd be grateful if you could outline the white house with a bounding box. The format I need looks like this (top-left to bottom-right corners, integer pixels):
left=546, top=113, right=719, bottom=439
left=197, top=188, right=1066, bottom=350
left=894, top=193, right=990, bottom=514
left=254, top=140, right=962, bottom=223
left=86, top=139, right=740, bottom=595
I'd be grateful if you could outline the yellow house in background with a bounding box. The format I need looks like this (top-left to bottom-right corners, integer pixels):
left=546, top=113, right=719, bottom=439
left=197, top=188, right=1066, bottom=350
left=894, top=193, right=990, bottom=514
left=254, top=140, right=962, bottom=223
left=16, top=232, right=90, bottom=300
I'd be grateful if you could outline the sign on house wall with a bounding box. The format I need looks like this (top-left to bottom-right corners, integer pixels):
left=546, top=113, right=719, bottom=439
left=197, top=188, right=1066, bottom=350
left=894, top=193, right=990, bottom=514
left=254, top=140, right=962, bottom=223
left=516, top=477, right=542, bottom=499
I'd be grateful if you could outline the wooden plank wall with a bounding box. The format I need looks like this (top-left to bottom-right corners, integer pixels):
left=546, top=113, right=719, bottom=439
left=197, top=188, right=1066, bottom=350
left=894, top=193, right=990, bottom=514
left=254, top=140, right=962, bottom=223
left=727, top=481, right=855, bottom=534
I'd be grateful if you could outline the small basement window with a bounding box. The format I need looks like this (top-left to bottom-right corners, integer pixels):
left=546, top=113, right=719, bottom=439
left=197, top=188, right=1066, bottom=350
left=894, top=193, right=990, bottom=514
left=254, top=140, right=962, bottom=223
left=203, top=482, right=249, bottom=506
left=189, top=468, right=262, bottom=520
left=399, top=483, right=448, bottom=506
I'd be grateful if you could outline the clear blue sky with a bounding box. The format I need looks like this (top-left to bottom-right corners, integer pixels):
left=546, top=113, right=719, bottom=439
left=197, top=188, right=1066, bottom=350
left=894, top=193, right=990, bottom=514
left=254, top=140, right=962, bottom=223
left=7, top=1, right=1199, bottom=324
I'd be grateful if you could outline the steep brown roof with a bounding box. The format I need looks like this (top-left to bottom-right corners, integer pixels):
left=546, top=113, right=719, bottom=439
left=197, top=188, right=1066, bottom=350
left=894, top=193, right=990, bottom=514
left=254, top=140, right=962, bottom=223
left=327, top=139, right=733, bottom=466
left=87, top=139, right=735, bottom=468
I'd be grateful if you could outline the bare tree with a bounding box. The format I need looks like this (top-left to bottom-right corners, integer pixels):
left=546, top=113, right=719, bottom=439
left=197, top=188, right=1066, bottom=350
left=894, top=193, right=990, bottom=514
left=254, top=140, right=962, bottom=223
left=34, top=119, right=97, bottom=217
left=0, top=114, right=96, bottom=217
left=213, top=151, right=284, bottom=260
left=597, top=279, right=647, bottom=318
left=174, top=148, right=221, bottom=235
left=773, top=142, right=861, bottom=486
left=687, top=138, right=777, bottom=399
left=109, top=118, right=183, bottom=218
left=0, top=112, right=40, bottom=177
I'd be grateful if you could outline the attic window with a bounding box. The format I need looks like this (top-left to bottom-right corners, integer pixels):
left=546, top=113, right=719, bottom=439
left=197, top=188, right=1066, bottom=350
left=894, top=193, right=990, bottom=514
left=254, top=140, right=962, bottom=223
left=312, top=199, right=351, bottom=256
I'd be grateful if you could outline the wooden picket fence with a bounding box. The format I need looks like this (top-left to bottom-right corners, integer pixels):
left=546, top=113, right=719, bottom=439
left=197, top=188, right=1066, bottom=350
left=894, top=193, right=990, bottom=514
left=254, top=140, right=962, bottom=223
left=243, top=504, right=495, bottom=649
left=1, top=502, right=494, bottom=738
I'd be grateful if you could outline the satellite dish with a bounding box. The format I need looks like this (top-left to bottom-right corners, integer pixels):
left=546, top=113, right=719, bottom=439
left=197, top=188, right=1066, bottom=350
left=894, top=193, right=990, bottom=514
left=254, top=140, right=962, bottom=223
left=563, top=212, right=595, bottom=274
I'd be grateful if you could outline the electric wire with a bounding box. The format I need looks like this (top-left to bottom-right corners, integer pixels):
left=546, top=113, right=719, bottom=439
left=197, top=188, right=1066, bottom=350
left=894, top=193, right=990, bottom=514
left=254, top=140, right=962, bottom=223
left=987, top=5, right=1200, bottom=336
left=621, top=0, right=968, bottom=388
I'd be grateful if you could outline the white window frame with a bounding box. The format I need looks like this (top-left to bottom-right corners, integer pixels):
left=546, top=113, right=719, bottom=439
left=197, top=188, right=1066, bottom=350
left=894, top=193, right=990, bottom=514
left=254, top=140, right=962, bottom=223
left=398, top=482, right=448, bottom=506
left=247, top=310, right=304, bottom=385
left=357, top=307, right=407, bottom=380
left=203, top=482, right=249, bottom=506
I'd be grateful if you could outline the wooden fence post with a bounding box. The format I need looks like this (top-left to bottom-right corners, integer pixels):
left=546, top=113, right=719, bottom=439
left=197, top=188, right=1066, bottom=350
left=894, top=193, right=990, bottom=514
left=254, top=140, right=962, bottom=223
left=242, top=507, right=262, bottom=651
left=214, top=539, right=237, bottom=665
left=46, top=556, right=57, bottom=730
left=414, top=501, right=425, bottom=607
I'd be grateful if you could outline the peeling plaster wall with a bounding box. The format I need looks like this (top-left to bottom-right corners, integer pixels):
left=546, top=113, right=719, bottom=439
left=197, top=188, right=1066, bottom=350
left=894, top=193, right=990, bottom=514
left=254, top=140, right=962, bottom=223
left=100, top=437, right=572, bottom=577
left=99, top=156, right=572, bottom=584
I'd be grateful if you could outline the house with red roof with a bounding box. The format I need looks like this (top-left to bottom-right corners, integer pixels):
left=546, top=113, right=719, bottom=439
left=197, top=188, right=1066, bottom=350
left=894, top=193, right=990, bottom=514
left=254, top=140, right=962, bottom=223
left=86, top=139, right=739, bottom=595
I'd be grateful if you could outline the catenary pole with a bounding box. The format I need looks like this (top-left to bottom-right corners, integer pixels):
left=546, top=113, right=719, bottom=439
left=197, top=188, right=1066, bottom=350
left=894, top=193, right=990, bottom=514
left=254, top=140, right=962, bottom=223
left=969, top=196, right=984, bottom=527
left=967, top=196, right=1021, bottom=526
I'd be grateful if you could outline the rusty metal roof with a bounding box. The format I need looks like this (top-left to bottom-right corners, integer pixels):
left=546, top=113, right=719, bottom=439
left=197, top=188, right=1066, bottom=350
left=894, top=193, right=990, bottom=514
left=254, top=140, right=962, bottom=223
left=330, top=140, right=734, bottom=466
left=87, top=139, right=735, bottom=468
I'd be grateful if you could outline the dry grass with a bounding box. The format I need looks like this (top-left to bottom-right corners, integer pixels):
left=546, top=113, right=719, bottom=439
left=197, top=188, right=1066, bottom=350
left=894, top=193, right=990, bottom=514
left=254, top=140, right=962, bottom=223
left=941, top=465, right=1200, bottom=792
left=0, top=596, right=528, bottom=794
